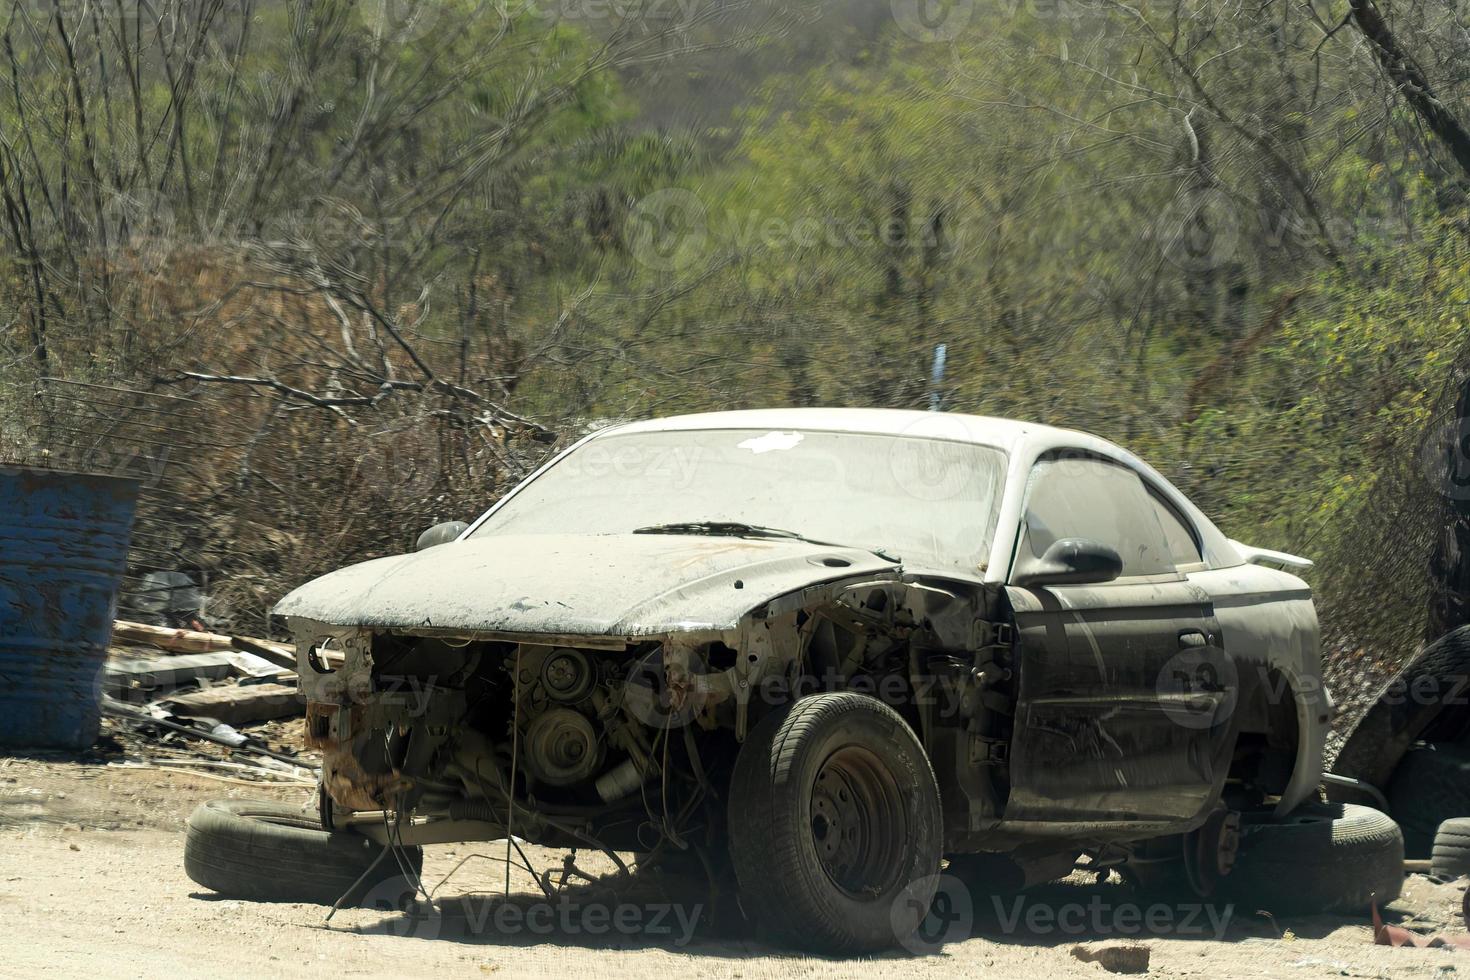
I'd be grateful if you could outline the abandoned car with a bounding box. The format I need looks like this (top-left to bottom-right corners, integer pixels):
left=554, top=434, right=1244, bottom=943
left=199, top=409, right=1402, bottom=950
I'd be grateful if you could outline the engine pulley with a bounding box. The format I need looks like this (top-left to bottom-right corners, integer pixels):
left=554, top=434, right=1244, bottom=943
left=523, top=708, right=603, bottom=787
left=541, top=647, right=594, bottom=702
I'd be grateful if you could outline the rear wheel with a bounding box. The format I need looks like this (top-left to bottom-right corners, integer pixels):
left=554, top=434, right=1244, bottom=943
left=727, top=693, right=943, bottom=953
left=1218, top=801, right=1403, bottom=914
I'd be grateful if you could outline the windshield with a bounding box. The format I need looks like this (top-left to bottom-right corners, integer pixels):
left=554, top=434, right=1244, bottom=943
left=471, top=428, right=1008, bottom=573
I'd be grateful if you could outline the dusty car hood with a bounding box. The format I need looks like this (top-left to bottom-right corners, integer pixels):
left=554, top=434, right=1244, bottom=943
left=273, top=533, right=900, bottom=636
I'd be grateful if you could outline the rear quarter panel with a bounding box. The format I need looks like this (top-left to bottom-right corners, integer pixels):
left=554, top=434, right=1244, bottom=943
left=1187, top=563, right=1326, bottom=814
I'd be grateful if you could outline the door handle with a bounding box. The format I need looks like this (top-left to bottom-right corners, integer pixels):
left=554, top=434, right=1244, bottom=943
left=1178, top=629, right=1209, bottom=649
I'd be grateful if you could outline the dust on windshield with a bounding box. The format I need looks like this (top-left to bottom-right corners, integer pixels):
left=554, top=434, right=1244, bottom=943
left=471, top=428, right=1007, bottom=573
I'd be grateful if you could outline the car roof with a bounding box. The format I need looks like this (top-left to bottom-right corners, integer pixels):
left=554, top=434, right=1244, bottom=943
left=598, top=407, right=1109, bottom=457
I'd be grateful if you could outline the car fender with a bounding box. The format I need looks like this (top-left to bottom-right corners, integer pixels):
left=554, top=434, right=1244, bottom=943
left=1187, top=562, right=1327, bottom=815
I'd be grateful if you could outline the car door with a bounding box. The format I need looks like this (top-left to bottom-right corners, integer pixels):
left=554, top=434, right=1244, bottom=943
left=1002, top=452, right=1233, bottom=828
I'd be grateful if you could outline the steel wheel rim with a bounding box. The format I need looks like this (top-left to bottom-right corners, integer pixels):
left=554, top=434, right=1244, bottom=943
left=809, top=745, right=907, bottom=898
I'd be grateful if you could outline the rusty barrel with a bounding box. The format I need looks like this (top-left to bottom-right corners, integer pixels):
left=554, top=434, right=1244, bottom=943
left=0, top=467, right=139, bottom=749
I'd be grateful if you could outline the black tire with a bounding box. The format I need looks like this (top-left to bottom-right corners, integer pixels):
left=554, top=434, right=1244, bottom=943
left=184, top=799, right=421, bottom=906
left=1331, top=626, right=1470, bottom=791
left=1219, top=801, right=1403, bottom=914
left=1432, top=818, right=1470, bottom=879
left=727, top=693, right=943, bottom=953
left=1385, top=743, right=1470, bottom=857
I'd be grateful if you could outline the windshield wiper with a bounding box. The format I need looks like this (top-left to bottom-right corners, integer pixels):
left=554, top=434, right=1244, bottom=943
left=631, top=521, right=902, bottom=564
left=633, top=520, right=805, bottom=540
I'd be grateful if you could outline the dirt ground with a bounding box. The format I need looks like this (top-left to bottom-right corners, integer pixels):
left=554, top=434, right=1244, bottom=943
left=2, top=757, right=1467, bottom=980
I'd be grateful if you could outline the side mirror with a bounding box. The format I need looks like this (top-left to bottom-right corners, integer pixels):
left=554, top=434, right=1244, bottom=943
left=416, top=521, right=469, bottom=552
left=1014, top=537, right=1123, bottom=588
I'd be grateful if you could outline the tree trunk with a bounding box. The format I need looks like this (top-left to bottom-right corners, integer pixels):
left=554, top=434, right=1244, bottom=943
left=1347, top=0, right=1470, bottom=638
left=1426, top=375, right=1470, bottom=640
left=1349, top=0, right=1470, bottom=180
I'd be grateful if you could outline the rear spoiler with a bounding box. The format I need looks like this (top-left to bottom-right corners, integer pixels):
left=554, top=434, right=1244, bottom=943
left=1229, top=539, right=1313, bottom=571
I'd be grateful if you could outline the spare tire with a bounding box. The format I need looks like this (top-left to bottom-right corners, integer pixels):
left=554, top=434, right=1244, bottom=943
left=184, top=799, right=420, bottom=906
left=1385, top=743, right=1470, bottom=857
left=1331, top=626, right=1470, bottom=792
left=1428, top=816, right=1470, bottom=875
left=1432, top=818, right=1470, bottom=879
left=1220, top=801, right=1403, bottom=914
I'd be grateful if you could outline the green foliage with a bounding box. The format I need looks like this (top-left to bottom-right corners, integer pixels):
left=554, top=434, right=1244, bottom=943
left=3, top=0, right=1469, bottom=652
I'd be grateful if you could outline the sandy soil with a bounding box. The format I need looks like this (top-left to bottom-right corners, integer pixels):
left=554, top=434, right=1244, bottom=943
left=1, top=757, right=1466, bottom=980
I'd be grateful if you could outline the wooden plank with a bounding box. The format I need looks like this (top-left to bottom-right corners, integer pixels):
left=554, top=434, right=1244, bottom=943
left=230, top=635, right=297, bottom=671
left=162, top=682, right=305, bottom=725
left=112, top=619, right=342, bottom=670
left=111, top=620, right=234, bottom=654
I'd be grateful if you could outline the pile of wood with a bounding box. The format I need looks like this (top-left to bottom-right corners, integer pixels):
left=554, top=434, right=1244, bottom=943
left=99, top=620, right=331, bottom=785
left=106, top=620, right=339, bottom=726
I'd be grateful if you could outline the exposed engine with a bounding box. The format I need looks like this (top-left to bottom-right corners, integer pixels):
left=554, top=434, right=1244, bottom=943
left=297, top=577, right=1017, bottom=856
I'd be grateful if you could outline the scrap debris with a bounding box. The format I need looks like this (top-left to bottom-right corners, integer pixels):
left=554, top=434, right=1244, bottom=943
left=1372, top=896, right=1470, bottom=951
left=162, top=683, right=303, bottom=726
left=100, top=619, right=320, bottom=786
left=104, top=651, right=285, bottom=696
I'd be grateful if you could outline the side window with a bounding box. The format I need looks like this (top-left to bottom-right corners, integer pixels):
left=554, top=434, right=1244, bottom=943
left=1020, top=456, right=1174, bottom=577
left=1147, top=489, right=1203, bottom=566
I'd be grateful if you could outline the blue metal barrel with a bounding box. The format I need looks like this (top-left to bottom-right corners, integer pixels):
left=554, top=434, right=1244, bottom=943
left=0, top=467, right=139, bottom=749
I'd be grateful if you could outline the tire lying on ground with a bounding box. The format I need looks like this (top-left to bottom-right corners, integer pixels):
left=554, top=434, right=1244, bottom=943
left=1431, top=818, right=1470, bottom=879
left=184, top=799, right=421, bottom=906
left=1385, top=743, right=1470, bottom=857
left=1219, top=801, right=1403, bottom=914
left=727, top=693, right=943, bottom=953
left=1330, top=625, right=1470, bottom=793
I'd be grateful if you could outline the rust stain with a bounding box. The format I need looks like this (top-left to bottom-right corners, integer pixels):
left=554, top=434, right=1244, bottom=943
left=673, top=540, right=768, bottom=568
left=1373, top=901, right=1470, bottom=950
left=306, top=702, right=411, bottom=811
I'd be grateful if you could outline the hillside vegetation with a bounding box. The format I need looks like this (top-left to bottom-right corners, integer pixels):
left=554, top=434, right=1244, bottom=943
left=0, top=0, right=1465, bottom=674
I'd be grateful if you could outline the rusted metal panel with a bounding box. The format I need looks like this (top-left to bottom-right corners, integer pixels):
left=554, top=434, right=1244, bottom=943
left=273, top=533, right=899, bottom=635
left=0, top=466, right=139, bottom=749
